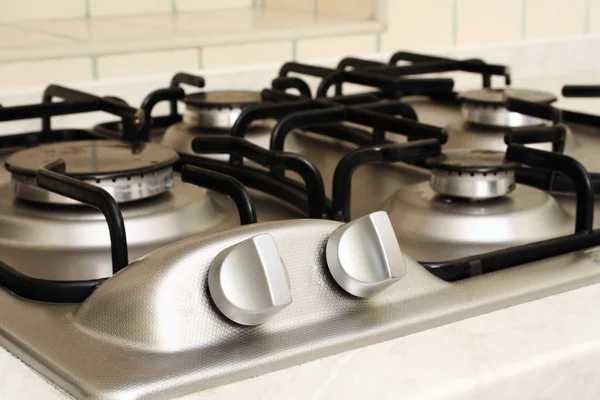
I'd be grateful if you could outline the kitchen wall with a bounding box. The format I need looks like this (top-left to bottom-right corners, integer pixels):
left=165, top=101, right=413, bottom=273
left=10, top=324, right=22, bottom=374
left=0, top=0, right=597, bottom=90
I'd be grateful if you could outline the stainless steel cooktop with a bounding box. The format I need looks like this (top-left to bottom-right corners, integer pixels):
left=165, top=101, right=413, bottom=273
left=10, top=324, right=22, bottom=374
left=3, top=53, right=600, bottom=399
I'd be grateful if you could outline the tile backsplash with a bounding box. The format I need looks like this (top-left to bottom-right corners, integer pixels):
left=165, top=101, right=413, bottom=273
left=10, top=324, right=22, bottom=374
left=0, top=0, right=85, bottom=23
left=0, top=0, right=597, bottom=90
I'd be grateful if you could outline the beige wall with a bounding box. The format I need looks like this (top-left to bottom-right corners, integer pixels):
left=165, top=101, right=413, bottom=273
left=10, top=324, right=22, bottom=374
left=0, top=0, right=596, bottom=89
left=382, top=0, right=591, bottom=51
left=0, top=0, right=253, bottom=21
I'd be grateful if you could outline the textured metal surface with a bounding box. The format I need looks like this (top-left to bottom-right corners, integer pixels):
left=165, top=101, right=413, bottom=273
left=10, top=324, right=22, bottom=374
left=2, top=219, right=600, bottom=399
left=382, top=181, right=574, bottom=260
left=326, top=212, right=407, bottom=297
left=0, top=175, right=302, bottom=281
left=208, top=234, right=292, bottom=325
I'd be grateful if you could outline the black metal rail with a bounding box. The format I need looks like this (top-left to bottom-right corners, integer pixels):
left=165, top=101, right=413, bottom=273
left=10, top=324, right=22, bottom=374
left=190, top=135, right=328, bottom=219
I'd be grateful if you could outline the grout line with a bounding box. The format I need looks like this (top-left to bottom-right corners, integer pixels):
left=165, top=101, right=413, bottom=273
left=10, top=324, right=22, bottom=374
left=84, top=0, right=91, bottom=19
left=452, top=0, right=458, bottom=45
left=313, top=0, right=318, bottom=16
left=91, top=56, right=98, bottom=80
left=375, top=33, right=381, bottom=53
left=585, top=0, right=591, bottom=34
left=172, top=0, right=177, bottom=15
left=197, top=48, right=203, bottom=69
left=521, top=0, right=527, bottom=40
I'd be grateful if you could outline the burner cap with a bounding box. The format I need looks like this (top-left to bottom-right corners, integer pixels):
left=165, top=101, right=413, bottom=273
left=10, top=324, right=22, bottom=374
left=459, top=88, right=556, bottom=106
left=5, top=140, right=178, bottom=204
left=426, top=149, right=518, bottom=199
left=458, top=88, right=557, bottom=128
left=182, top=90, right=262, bottom=130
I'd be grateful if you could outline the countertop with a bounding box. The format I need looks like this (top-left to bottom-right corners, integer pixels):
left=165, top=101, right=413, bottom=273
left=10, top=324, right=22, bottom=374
left=3, top=52, right=600, bottom=400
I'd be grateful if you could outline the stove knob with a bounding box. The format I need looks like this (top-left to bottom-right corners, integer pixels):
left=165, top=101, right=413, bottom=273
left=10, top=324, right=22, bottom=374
left=326, top=211, right=407, bottom=298
left=208, top=234, right=292, bottom=326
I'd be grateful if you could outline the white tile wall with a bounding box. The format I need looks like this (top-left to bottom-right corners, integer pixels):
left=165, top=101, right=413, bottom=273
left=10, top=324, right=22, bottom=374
left=0, top=26, right=75, bottom=49
left=381, top=0, right=455, bottom=52
left=0, top=0, right=598, bottom=90
left=89, top=0, right=172, bottom=17
left=202, top=41, right=293, bottom=69
left=19, top=18, right=177, bottom=43
left=524, top=0, right=587, bottom=39
left=0, top=0, right=84, bottom=22
left=590, top=0, right=600, bottom=33
left=262, top=0, right=314, bottom=13
left=456, top=0, right=522, bottom=45
left=0, top=58, right=93, bottom=89
left=296, top=34, right=377, bottom=61
left=96, top=49, right=198, bottom=79
left=317, top=0, right=375, bottom=19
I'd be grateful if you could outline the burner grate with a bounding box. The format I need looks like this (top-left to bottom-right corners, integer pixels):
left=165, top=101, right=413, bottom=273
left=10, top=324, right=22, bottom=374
left=330, top=139, right=597, bottom=281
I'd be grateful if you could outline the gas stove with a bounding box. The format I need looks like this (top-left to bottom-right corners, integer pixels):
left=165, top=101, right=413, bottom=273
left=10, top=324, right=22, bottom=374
left=2, top=51, right=600, bottom=399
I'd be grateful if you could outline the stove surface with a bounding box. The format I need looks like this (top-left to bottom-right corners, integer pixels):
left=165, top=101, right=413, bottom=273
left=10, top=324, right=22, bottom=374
left=3, top=53, right=600, bottom=400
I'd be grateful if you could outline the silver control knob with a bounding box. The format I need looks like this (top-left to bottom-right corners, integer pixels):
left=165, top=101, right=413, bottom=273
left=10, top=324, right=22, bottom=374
left=326, top=212, right=407, bottom=298
left=208, top=234, right=292, bottom=326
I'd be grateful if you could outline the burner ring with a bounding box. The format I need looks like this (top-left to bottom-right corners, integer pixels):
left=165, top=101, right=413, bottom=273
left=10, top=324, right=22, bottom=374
left=10, top=167, right=174, bottom=205
left=429, top=169, right=516, bottom=200
left=458, top=88, right=556, bottom=128
left=182, top=90, right=262, bottom=130
left=5, top=140, right=178, bottom=204
left=426, top=149, right=519, bottom=199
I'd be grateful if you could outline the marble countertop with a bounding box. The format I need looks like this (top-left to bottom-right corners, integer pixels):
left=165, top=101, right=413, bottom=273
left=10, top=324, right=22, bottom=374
left=4, top=49, right=600, bottom=400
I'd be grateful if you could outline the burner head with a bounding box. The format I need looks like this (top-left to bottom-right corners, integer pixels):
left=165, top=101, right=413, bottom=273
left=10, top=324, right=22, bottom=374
left=426, top=149, right=519, bottom=200
left=5, top=140, right=178, bottom=205
left=182, top=90, right=262, bottom=130
left=458, top=88, right=556, bottom=128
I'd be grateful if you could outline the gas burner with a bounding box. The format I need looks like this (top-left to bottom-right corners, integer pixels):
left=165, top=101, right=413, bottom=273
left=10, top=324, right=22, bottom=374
left=182, top=90, right=262, bottom=130
left=425, top=149, right=519, bottom=200
left=5, top=140, right=178, bottom=205
left=382, top=181, right=572, bottom=260
left=458, top=88, right=556, bottom=128
left=330, top=139, right=591, bottom=265
left=0, top=176, right=243, bottom=281
left=162, top=90, right=271, bottom=158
